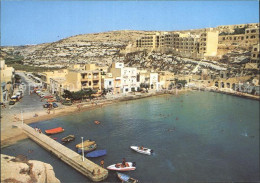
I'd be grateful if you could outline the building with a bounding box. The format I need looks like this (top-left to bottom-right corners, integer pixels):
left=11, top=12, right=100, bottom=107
left=109, top=62, right=138, bottom=93
left=40, top=69, right=68, bottom=89
left=216, top=23, right=259, bottom=34
left=198, top=30, right=219, bottom=58
left=158, top=71, right=175, bottom=90
left=245, top=44, right=260, bottom=69
left=136, top=30, right=219, bottom=59
left=0, top=59, right=15, bottom=103
left=102, top=73, right=114, bottom=93
left=65, top=64, right=102, bottom=92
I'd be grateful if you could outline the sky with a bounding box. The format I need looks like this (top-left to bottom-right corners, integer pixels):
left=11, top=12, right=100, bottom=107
left=1, top=1, right=259, bottom=46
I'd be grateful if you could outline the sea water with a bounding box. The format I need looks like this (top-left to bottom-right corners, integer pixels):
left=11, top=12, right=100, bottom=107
left=2, top=91, right=259, bottom=182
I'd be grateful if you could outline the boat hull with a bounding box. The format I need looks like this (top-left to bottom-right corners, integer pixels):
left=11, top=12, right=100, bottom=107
left=76, top=140, right=96, bottom=148
left=61, top=135, right=75, bottom=143
left=77, top=144, right=97, bottom=153
left=130, top=146, right=152, bottom=155
left=117, top=172, right=138, bottom=183
left=86, top=150, right=106, bottom=158
left=45, top=127, right=64, bottom=135
left=107, top=162, right=136, bottom=171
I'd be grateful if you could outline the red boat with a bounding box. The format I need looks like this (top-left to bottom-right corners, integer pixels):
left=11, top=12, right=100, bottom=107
left=45, top=127, right=64, bottom=135
left=44, top=95, right=53, bottom=99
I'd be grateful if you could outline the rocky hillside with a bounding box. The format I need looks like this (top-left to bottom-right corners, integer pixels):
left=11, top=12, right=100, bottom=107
left=1, top=30, right=156, bottom=68
left=1, top=30, right=255, bottom=77
left=1, top=154, right=60, bottom=183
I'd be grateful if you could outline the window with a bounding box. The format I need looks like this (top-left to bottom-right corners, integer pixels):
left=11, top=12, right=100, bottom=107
left=109, top=81, right=112, bottom=85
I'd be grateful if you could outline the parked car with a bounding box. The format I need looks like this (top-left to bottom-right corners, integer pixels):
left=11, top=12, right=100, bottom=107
left=9, top=100, right=15, bottom=105
left=52, top=102, right=58, bottom=108
left=43, top=103, right=52, bottom=108
left=10, top=95, right=18, bottom=101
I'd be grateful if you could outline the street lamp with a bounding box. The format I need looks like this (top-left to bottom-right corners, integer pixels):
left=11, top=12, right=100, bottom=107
left=81, top=137, right=84, bottom=161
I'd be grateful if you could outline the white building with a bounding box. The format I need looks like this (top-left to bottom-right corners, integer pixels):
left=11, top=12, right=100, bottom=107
left=121, top=67, right=137, bottom=93
left=109, top=62, right=138, bottom=94
left=150, top=72, right=160, bottom=91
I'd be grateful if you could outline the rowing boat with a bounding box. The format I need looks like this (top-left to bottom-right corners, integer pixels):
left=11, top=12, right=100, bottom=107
left=117, top=172, right=138, bottom=183
left=77, top=144, right=97, bottom=153
left=86, top=150, right=106, bottom=158
left=61, top=135, right=75, bottom=143
left=45, top=127, right=64, bottom=135
left=75, top=140, right=95, bottom=148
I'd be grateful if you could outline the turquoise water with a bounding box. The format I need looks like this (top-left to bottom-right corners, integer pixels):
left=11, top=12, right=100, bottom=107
left=2, top=91, right=259, bottom=182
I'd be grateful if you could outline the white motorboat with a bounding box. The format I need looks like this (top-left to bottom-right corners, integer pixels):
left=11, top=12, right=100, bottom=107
left=130, top=146, right=153, bottom=155
left=107, top=162, right=136, bottom=171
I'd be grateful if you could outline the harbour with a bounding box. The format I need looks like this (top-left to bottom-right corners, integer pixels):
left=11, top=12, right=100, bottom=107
left=2, top=91, right=259, bottom=182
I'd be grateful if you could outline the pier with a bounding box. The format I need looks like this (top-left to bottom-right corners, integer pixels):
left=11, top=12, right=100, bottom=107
left=16, top=123, right=108, bottom=182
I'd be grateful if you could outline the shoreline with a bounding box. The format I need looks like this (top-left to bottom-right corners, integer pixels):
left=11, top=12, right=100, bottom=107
left=192, top=87, right=260, bottom=101
left=1, top=90, right=187, bottom=148
left=1, top=88, right=258, bottom=148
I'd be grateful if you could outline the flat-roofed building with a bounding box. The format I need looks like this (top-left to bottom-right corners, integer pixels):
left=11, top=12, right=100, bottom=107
left=198, top=30, right=219, bottom=58
left=245, top=44, right=260, bottom=69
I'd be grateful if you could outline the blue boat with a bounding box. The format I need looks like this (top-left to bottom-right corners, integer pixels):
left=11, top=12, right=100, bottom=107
left=86, top=150, right=107, bottom=158
left=117, top=172, right=138, bottom=183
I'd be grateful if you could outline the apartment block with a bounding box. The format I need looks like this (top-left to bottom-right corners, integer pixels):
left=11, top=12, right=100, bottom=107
left=218, top=27, right=259, bottom=48
left=216, top=23, right=259, bottom=34
left=109, top=62, right=138, bottom=93
left=198, top=30, right=219, bottom=57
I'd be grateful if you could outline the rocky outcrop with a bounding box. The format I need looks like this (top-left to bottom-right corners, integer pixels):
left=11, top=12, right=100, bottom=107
left=1, top=154, right=60, bottom=183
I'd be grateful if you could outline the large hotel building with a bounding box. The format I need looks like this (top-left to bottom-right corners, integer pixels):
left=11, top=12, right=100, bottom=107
left=135, top=23, right=259, bottom=60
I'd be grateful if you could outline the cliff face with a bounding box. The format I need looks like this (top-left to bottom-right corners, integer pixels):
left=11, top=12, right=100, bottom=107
left=1, top=154, right=60, bottom=183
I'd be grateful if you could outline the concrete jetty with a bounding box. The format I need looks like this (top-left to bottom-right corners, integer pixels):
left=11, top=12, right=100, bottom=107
left=16, top=123, right=108, bottom=182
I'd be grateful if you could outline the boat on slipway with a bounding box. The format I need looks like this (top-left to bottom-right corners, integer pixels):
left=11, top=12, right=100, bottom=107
left=107, top=162, right=136, bottom=171
left=130, top=146, right=153, bottom=155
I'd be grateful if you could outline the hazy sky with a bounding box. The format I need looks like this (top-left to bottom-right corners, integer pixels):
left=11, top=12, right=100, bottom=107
left=1, top=1, right=259, bottom=46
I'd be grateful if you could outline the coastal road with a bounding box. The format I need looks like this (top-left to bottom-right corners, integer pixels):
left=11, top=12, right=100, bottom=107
left=1, top=72, right=51, bottom=147
left=3, top=72, right=45, bottom=114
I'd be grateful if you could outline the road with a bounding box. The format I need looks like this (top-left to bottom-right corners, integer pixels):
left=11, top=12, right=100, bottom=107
left=1, top=71, right=53, bottom=147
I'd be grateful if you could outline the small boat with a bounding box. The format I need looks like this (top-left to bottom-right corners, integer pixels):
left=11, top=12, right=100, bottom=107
left=94, top=120, right=100, bottom=124
left=45, top=127, right=64, bottom=135
left=86, top=150, right=106, bottom=158
left=61, top=135, right=75, bottom=143
left=76, top=140, right=96, bottom=148
left=107, top=162, right=136, bottom=171
left=77, top=144, right=97, bottom=153
left=117, top=172, right=138, bottom=183
left=130, top=146, right=153, bottom=155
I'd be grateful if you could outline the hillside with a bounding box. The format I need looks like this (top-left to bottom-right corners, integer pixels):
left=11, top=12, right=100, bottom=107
left=1, top=30, right=156, bottom=68
left=1, top=30, right=255, bottom=77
